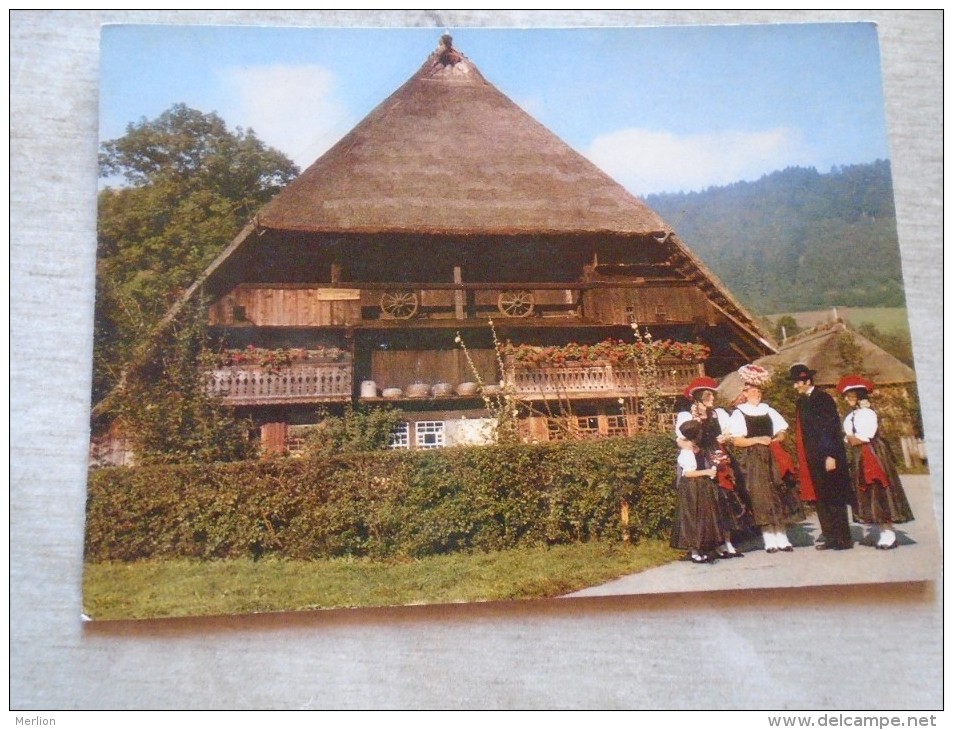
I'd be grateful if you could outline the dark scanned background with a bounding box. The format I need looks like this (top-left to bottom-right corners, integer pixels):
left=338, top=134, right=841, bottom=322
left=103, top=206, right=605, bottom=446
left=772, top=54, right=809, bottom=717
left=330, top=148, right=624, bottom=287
left=10, top=10, right=942, bottom=709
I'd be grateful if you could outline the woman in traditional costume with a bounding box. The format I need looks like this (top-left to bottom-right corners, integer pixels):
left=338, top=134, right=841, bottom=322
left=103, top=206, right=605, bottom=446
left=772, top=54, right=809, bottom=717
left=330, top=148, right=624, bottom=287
left=675, top=376, right=748, bottom=557
left=837, top=375, right=914, bottom=550
left=728, top=364, right=802, bottom=553
left=670, top=419, right=725, bottom=564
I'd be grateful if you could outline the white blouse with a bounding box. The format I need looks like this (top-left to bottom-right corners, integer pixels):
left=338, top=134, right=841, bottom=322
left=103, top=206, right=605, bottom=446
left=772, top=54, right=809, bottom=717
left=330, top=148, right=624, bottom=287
left=677, top=447, right=701, bottom=472
left=728, top=402, right=789, bottom=437
left=674, top=408, right=731, bottom=439
left=843, top=407, right=878, bottom=442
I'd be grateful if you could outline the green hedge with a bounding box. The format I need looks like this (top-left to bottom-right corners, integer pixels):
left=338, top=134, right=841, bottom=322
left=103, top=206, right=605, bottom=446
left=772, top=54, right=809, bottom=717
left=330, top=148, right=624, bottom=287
left=85, top=435, right=677, bottom=561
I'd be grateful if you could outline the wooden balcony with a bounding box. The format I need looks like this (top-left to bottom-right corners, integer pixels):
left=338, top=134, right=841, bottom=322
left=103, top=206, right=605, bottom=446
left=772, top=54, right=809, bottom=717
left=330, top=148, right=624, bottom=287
left=209, top=279, right=712, bottom=328
left=204, top=353, right=702, bottom=407
left=506, top=360, right=703, bottom=400
left=208, top=362, right=352, bottom=406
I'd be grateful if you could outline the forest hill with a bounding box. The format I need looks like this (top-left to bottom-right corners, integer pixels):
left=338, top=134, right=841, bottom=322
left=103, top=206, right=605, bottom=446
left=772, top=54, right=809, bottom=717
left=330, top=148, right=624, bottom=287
left=646, top=160, right=903, bottom=314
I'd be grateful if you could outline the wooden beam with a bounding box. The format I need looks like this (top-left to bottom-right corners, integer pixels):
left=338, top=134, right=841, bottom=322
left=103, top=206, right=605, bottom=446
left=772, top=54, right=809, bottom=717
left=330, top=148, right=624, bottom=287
left=229, top=280, right=695, bottom=291
left=453, top=266, right=465, bottom=320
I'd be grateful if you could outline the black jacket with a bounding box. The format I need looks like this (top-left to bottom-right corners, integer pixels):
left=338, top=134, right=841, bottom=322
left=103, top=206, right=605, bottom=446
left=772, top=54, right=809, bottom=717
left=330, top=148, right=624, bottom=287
left=796, top=387, right=854, bottom=506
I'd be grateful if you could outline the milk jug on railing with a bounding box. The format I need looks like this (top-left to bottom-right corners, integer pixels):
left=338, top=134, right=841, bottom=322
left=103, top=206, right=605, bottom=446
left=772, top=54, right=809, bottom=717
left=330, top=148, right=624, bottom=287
left=360, top=380, right=378, bottom=398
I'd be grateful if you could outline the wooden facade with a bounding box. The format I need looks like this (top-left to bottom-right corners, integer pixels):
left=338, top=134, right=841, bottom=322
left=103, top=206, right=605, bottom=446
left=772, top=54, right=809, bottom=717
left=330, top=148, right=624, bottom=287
left=146, top=39, right=775, bottom=456
left=199, top=231, right=765, bottom=452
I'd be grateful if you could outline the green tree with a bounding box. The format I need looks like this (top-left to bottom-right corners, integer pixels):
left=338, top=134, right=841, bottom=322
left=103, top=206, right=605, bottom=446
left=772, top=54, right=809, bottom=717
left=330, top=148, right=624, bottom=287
left=773, top=315, right=801, bottom=344
left=759, top=369, right=800, bottom=430
left=94, top=104, right=299, bottom=402
left=856, top=322, right=915, bottom=368
left=646, top=160, right=904, bottom=313
left=304, top=405, right=406, bottom=458
left=116, top=300, right=256, bottom=465
left=836, top=330, right=868, bottom=375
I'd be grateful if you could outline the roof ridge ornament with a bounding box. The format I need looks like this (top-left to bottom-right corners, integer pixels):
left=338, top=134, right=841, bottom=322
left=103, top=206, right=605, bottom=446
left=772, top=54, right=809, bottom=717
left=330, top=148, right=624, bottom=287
left=435, top=34, right=463, bottom=67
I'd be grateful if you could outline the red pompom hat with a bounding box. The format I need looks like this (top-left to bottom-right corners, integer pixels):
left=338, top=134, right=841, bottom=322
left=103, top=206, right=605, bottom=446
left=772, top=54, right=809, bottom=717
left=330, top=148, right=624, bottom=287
left=836, top=374, right=875, bottom=395
left=683, top=376, right=719, bottom=398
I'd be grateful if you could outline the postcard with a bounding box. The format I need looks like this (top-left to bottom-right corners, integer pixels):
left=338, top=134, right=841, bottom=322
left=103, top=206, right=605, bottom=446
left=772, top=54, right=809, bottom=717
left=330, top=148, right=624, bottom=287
left=84, top=23, right=938, bottom=621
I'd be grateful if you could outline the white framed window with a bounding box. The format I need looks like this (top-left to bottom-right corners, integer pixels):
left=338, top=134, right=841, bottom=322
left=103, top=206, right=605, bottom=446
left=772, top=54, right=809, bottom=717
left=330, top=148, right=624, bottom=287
left=286, top=425, right=315, bottom=455
left=414, top=420, right=445, bottom=449
left=389, top=421, right=410, bottom=450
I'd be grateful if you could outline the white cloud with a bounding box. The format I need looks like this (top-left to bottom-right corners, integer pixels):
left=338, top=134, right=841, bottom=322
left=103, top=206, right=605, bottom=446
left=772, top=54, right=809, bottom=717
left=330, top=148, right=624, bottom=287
left=584, top=128, right=812, bottom=196
left=221, top=64, right=354, bottom=169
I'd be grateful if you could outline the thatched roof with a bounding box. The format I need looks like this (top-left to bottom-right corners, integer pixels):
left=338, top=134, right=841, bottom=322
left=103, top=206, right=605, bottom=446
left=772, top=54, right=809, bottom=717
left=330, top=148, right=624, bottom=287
left=256, top=40, right=669, bottom=236
left=717, top=321, right=916, bottom=400
left=95, top=39, right=781, bottom=422
left=167, top=39, right=770, bottom=345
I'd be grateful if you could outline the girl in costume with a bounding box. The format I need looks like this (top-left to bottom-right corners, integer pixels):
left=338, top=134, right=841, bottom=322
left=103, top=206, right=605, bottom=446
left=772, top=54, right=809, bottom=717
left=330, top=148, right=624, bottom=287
left=670, top=419, right=726, bottom=563
left=675, top=376, right=748, bottom=558
left=837, top=375, right=914, bottom=550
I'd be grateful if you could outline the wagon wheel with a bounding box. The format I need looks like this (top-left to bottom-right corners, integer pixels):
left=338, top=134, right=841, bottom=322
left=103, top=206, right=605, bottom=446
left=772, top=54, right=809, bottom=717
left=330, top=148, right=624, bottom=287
left=497, top=290, right=535, bottom=318
left=380, top=290, right=419, bottom=319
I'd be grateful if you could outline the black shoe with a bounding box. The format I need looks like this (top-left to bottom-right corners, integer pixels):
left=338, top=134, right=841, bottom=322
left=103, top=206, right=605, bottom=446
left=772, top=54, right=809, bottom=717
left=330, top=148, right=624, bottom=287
left=817, top=541, right=853, bottom=550
left=766, top=547, right=779, bottom=554
left=780, top=546, right=794, bottom=552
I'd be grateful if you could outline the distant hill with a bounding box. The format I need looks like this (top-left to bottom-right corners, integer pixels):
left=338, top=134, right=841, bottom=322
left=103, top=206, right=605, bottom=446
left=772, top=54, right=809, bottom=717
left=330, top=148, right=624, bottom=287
left=645, top=160, right=905, bottom=315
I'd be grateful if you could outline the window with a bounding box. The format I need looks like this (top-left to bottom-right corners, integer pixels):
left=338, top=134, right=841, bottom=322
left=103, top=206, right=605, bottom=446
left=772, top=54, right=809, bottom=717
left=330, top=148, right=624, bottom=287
left=547, top=416, right=601, bottom=441
left=389, top=421, right=410, bottom=449
left=575, top=416, right=601, bottom=439
left=286, top=425, right=314, bottom=455
left=606, top=415, right=629, bottom=437
left=547, top=418, right=568, bottom=441
left=414, top=421, right=445, bottom=449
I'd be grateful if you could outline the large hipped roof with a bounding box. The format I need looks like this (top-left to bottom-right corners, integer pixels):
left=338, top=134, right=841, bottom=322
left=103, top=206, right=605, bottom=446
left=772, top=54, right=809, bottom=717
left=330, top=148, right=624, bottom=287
left=168, top=39, right=771, bottom=352
left=257, top=42, right=669, bottom=236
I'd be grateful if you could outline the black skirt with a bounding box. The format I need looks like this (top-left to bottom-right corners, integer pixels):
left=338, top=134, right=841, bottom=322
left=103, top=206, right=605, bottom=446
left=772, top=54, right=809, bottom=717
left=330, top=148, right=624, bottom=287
left=848, top=438, right=914, bottom=525
left=670, top=474, right=725, bottom=551
left=733, top=444, right=803, bottom=527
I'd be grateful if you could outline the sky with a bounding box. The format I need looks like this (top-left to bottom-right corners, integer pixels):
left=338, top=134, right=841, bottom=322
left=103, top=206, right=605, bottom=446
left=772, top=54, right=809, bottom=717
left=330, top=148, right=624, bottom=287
left=99, top=23, right=891, bottom=197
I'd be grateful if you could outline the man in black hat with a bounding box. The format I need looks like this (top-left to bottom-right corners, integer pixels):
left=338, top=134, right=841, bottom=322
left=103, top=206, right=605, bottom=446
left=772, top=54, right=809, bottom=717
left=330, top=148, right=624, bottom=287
left=789, top=363, right=855, bottom=550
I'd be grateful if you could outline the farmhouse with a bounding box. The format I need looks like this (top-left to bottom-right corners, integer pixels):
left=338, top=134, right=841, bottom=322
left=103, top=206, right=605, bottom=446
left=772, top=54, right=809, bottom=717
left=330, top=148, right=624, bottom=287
left=99, top=37, right=775, bottom=458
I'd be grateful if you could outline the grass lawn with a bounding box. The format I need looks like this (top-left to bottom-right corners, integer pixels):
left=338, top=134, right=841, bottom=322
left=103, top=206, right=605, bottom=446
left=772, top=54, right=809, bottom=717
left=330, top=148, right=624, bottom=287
left=83, top=539, right=683, bottom=620
left=769, top=307, right=909, bottom=336
left=839, top=307, right=910, bottom=335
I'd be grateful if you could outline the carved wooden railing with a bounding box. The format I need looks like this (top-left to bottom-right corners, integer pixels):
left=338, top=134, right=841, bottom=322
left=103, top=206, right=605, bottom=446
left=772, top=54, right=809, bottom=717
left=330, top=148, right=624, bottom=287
left=506, top=359, right=703, bottom=399
left=208, top=363, right=353, bottom=405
